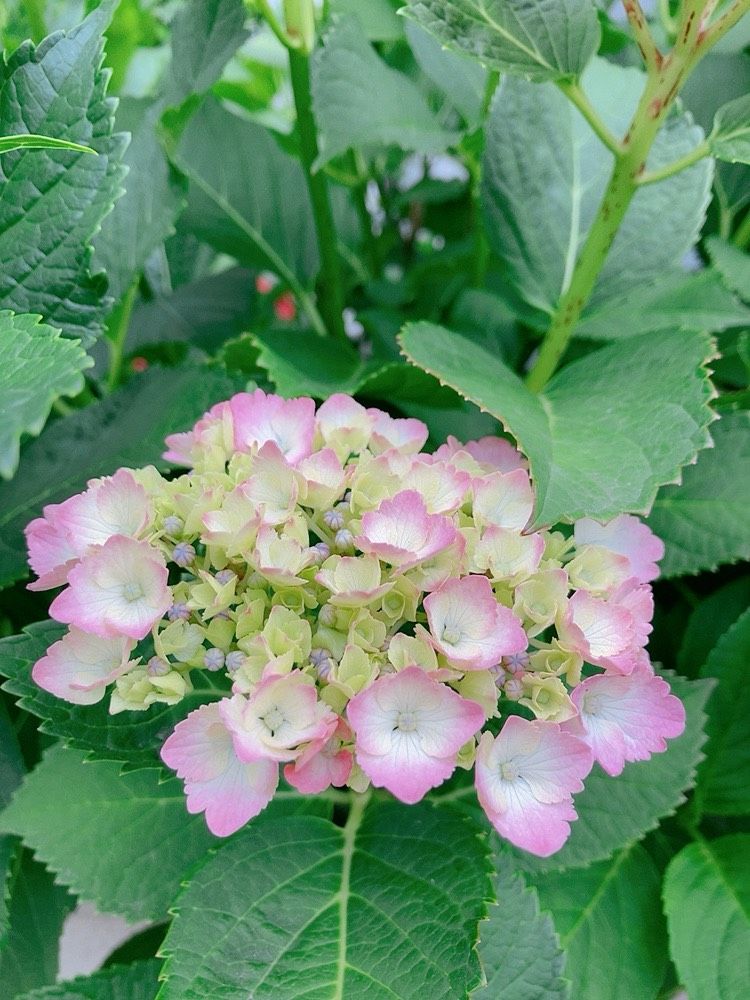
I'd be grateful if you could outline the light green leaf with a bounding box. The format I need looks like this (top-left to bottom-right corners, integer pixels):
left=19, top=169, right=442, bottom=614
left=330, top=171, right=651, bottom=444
left=663, top=835, right=750, bottom=1000
left=0, top=744, right=215, bottom=922
left=0, top=852, right=74, bottom=997
left=0, top=364, right=236, bottom=589
left=15, top=960, right=161, bottom=1000
left=405, top=21, right=488, bottom=128
left=574, top=269, right=750, bottom=341
left=482, top=59, right=712, bottom=317
left=678, top=576, right=750, bottom=676
left=473, top=852, right=568, bottom=999
left=531, top=845, right=667, bottom=1000
left=0, top=312, right=91, bottom=480
left=329, top=0, right=404, bottom=40
left=0, top=1, right=127, bottom=346
left=163, top=0, right=250, bottom=107
left=696, top=609, right=750, bottom=816
left=707, top=236, right=750, bottom=302
left=403, top=0, right=600, bottom=82
left=399, top=323, right=714, bottom=528
left=93, top=97, right=186, bottom=304
left=647, top=412, right=750, bottom=578
left=173, top=97, right=320, bottom=282
left=710, top=93, right=750, bottom=164
left=311, top=16, right=457, bottom=168
left=158, top=801, right=493, bottom=999
left=0, top=134, right=95, bottom=155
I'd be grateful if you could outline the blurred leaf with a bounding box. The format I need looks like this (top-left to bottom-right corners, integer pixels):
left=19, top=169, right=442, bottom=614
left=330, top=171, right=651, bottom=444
left=530, top=845, right=667, bottom=1000
left=663, top=835, right=750, bottom=1000
left=0, top=312, right=91, bottom=480
left=405, top=21, right=487, bottom=128
left=403, top=0, right=600, bottom=81
left=328, top=0, right=404, bottom=40
left=0, top=364, right=236, bottom=589
left=678, top=577, right=750, bottom=676
left=709, top=93, right=750, bottom=165
left=400, top=323, right=715, bottom=528
left=311, top=17, right=457, bottom=168
left=482, top=59, right=712, bottom=318
left=707, top=236, right=750, bottom=302
left=647, top=412, right=750, bottom=578
left=696, top=609, right=750, bottom=816
left=0, top=135, right=95, bottom=154
left=0, top=698, right=24, bottom=950
left=14, top=960, right=161, bottom=1000
left=0, top=1, right=127, bottom=346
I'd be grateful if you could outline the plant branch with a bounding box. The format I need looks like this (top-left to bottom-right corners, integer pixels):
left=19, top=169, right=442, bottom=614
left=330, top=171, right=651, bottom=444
left=557, top=80, right=624, bottom=156
left=623, top=0, right=664, bottom=70
left=702, top=0, right=750, bottom=47
left=106, top=281, right=138, bottom=393
left=637, top=139, right=711, bottom=184
left=250, top=0, right=301, bottom=50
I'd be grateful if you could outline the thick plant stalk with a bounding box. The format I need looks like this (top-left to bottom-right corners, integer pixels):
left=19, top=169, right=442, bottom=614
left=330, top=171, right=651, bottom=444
left=526, top=0, right=750, bottom=392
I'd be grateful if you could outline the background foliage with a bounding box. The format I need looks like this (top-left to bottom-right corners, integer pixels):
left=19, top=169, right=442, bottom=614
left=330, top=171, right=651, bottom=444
left=0, top=0, right=748, bottom=997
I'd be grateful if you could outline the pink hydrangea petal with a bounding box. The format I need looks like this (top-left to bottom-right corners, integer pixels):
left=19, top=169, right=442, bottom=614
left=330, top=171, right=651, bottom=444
left=25, top=513, right=78, bottom=590
left=472, top=469, right=534, bottom=531
left=367, top=410, right=428, bottom=456
left=31, top=628, right=134, bottom=705
left=230, top=389, right=315, bottom=464
left=284, top=722, right=353, bottom=794
left=558, top=590, right=635, bottom=662
left=357, top=490, right=459, bottom=568
left=574, top=515, right=664, bottom=584
left=54, top=470, right=151, bottom=553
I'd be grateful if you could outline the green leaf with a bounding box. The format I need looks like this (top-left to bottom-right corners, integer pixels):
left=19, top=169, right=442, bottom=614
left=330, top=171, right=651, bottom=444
left=0, top=698, right=25, bottom=950
left=0, top=312, right=91, bottom=480
left=403, top=0, right=600, bottom=82
left=0, top=851, right=74, bottom=997
left=647, top=412, right=750, bottom=578
left=678, top=577, right=750, bottom=676
left=530, top=845, right=667, bottom=1000
left=472, top=852, right=568, bottom=999
left=0, top=621, right=221, bottom=768
left=14, top=960, right=161, bottom=1000
left=709, top=93, right=750, bottom=164
left=707, top=236, right=750, bottom=302
left=329, top=0, right=404, bottom=41
left=163, top=0, right=250, bottom=107
left=173, top=97, right=320, bottom=282
left=696, top=609, right=750, bottom=816
left=574, top=269, right=750, bottom=341
left=482, top=59, right=712, bottom=317
left=405, top=21, right=488, bottom=128
left=93, top=97, right=186, bottom=304
left=0, top=1, right=127, bottom=346
left=0, top=134, right=95, bottom=155
left=399, top=323, right=715, bottom=528
left=158, top=801, right=493, bottom=999
left=0, top=744, right=215, bottom=922
left=0, top=364, right=236, bottom=589
left=663, top=835, right=750, bottom=1000
left=311, top=16, right=457, bottom=168
left=504, top=674, right=712, bottom=873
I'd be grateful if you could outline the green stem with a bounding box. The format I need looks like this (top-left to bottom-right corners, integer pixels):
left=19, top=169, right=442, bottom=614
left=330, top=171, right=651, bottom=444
left=106, top=282, right=138, bottom=393
left=288, top=47, right=347, bottom=342
left=251, top=0, right=301, bottom=49
left=350, top=150, right=379, bottom=276
left=557, top=80, right=625, bottom=156
left=637, top=138, right=710, bottom=184
left=732, top=208, right=750, bottom=249
left=703, top=0, right=750, bottom=46
left=334, top=790, right=370, bottom=1000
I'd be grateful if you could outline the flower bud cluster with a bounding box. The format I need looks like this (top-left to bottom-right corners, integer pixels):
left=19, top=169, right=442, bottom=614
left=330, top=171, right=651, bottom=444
left=25, top=389, right=684, bottom=856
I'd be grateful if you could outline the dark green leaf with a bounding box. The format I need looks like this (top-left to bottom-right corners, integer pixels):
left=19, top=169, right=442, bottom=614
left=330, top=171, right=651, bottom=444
left=0, top=312, right=91, bottom=480
left=158, top=801, right=493, bottom=999
left=647, top=412, right=750, bottom=578
left=403, top=0, right=600, bottom=82
left=0, top=1, right=127, bottom=345
left=14, top=960, right=161, bottom=1000
left=663, top=835, right=750, bottom=1000
left=0, top=698, right=24, bottom=950
left=400, top=323, right=714, bottom=528
left=0, top=364, right=236, bottom=589
left=678, top=577, right=750, bottom=676
left=710, top=93, right=750, bottom=164
left=531, top=845, right=667, bottom=1000
left=482, top=60, right=712, bottom=317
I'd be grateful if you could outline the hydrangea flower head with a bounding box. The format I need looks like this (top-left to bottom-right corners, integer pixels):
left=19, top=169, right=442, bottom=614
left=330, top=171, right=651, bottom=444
left=25, top=388, right=684, bottom=857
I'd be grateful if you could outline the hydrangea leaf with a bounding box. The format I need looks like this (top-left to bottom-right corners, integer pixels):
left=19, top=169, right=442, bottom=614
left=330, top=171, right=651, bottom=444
left=14, top=960, right=161, bottom=1000
left=663, top=835, right=750, bottom=1000
left=647, top=412, right=750, bottom=578
left=709, top=94, right=750, bottom=164
left=472, top=852, right=569, bottom=999
left=311, top=16, right=458, bottom=168
left=0, top=364, right=236, bottom=589
left=158, top=802, right=493, bottom=999
left=706, top=235, right=750, bottom=302
left=93, top=97, right=186, bottom=304
left=0, top=312, right=92, bottom=480
left=329, top=0, right=404, bottom=41
left=405, top=21, right=488, bottom=128
left=529, top=845, right=667, bottom=1000
left=172, top=97, right=321, bottom=282
left=678, top=577, right=750, bottom=676
left=574, top=270, right=750, bottom=341
left=482, top=59, right=712, bottom=317
left=0, top=744, right=215, bottom=922
left=399, top=323, right=715, bottom=529
left=0, top=851, right=74, bottom=996
left=695, top=609, right=750, bottom=816
left=0, top=134, right=95, bottom=154
left=0, top=698, right=24, bottom=950
left=403, top=0, right=600, bottom=82
left=0, top=0, right=127, bottom=346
